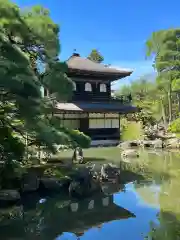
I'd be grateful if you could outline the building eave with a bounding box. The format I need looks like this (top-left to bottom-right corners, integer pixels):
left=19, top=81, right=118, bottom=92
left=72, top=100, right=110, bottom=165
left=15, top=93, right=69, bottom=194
left=67, top=68, right=132, bottom=81
left=55, top=101, right=139, bottom=114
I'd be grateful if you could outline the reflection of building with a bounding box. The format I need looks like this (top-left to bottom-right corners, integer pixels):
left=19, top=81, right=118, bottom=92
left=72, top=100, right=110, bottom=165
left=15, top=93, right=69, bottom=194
left=45, top=53, right=138, bottom=146
left=0, top=192, right=136, bottom=239
left=41, top=193, right=135, bottom=238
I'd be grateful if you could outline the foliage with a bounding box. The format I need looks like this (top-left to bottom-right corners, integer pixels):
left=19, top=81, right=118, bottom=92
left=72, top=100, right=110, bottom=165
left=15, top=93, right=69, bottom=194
left=117, top=28, right=180, bottom=128
left=65, top=129, right=91, bottom=148
left=87, top=49, right=104, bottom=63
left=116, top=76, right=158, bottom=126
left=146, top=28, right=180, bottom=122
left=121, top=120, right=144, bottom=141
left=0, top=1, right=90, bottom=187
left=168, top=117, right=180, bottom=133
left=116, top=67, right=179, bottom=127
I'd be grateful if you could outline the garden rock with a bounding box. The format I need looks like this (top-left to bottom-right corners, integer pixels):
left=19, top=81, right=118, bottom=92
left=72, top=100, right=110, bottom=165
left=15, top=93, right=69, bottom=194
left=121, top=149, right=139, bottom=158
left=100, top=163, right=120, bottom=181
left=72, top=147, right=84, bottom=164
left=68, top=166, right=101, bottom=198
left=142, top=139, right=163, bottom=148
left=118, top=141, right=140, bottom=149
left=165, top=138, right=180, bottom=149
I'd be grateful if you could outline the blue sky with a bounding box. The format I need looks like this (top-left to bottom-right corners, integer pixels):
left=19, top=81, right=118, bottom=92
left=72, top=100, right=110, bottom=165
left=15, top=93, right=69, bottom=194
left=13, top=0, right=180, bottom=89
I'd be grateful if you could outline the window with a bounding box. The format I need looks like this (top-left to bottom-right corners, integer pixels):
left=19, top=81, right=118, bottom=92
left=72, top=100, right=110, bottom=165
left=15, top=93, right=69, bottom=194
left=105, top=119, right=111, bottom=128
left=100, top=83, right=107, bottom=92
left=85, top=82, right=92, bottom=92
left=112, top=119, right=119, bottom=128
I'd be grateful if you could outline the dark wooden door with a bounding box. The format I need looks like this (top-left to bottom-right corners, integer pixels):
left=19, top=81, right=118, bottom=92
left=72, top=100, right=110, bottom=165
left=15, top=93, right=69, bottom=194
left=79, top=118, right=89, bottom=134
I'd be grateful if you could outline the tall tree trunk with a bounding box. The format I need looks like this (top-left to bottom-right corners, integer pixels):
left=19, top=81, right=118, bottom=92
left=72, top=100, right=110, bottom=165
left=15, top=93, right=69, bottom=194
left=168, top=83, right=172, bottom=123
left=161, top=98, right=167, bottom=126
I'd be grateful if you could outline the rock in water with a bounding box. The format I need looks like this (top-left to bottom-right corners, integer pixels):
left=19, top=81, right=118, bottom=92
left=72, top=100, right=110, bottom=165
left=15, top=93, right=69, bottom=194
left=100, top=163, right=120, bottom=181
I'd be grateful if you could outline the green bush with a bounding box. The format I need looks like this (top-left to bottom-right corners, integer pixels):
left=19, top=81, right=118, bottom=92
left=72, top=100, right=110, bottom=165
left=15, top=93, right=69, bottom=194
left=168, top=118, right=180, bottom=134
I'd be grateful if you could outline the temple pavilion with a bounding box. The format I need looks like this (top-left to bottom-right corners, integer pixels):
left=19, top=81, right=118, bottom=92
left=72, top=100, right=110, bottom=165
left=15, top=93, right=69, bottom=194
left=53, top=53, right=138, bottom=146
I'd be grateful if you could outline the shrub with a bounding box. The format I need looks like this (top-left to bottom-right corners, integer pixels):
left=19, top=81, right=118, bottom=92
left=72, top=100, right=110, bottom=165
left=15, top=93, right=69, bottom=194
left=168, top=118, right=180, bottom=134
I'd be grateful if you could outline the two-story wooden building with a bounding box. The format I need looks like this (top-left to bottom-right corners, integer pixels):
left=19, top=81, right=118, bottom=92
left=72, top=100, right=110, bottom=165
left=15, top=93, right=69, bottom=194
left=53, top=53, right=138, bottom=146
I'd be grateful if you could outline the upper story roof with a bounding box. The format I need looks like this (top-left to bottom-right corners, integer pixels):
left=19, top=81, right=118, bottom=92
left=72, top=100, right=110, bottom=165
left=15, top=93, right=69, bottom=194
left=66, top=53, right=133, bottom=81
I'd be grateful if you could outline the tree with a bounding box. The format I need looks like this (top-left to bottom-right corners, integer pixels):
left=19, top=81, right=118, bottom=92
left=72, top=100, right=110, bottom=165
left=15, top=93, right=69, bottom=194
left=146, top=28, right=180, bottom=123
left=0, top=1, right=90, bottom=186
left=87, top=49, right=104, bottom=63
left=115, top=76, right=158, bottom=126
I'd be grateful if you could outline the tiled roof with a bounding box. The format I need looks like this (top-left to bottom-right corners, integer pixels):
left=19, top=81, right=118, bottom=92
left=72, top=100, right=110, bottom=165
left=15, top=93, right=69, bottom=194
left=66, top=54, right=133, bottom=77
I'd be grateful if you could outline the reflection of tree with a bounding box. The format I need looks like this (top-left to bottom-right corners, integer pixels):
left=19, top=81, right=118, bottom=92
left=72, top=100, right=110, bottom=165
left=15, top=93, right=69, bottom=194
left=145, top=211, right=180, bottom=240
left=144, top=153, right=180, bottom=240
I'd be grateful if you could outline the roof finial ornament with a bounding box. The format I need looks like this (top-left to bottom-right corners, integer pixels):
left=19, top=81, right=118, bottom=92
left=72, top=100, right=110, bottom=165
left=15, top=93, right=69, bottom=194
left=72, top=49, right=80, bottom=57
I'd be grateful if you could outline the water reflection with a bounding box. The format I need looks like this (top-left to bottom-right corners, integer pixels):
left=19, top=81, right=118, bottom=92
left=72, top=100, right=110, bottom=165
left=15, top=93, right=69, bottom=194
left=0, top=151, right=180, bottom=239
left=0, top=189, right=135, bottom=239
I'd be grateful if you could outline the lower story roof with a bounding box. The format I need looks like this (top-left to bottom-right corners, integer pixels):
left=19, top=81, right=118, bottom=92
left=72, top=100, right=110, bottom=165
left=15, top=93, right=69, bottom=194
left=55, top=101, right=139, bottom=113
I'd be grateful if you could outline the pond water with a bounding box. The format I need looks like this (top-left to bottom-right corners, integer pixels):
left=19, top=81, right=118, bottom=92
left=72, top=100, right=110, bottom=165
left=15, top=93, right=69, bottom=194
left=0, top=150, right=180, bottom=240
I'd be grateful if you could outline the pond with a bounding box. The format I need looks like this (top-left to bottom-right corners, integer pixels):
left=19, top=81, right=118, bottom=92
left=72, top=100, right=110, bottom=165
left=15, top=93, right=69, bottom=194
left=0, top=149, right=180, bottom=240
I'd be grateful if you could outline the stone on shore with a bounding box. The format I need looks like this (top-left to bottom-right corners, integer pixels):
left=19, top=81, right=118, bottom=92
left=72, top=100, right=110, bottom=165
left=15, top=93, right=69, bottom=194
left=118, top=140, right=141, bottom=149
left=121, top=149, right=139, bottom=158
left=165, top=138, right=180, bottom=149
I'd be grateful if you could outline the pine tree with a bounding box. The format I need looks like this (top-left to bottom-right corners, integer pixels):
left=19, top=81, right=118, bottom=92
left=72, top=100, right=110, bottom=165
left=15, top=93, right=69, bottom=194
left=0, top=0, right=90, bottom=176
left=87, top=49, right=104, bottom=63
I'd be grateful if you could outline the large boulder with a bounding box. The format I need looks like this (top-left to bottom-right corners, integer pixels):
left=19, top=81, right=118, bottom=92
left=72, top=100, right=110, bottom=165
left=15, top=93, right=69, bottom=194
left=165, top=138, right=180, bottom=149
left=152, top=139, right=163, bottom=148
left=0, top=190, right=20, bottom=202
left=141, top=139, right=163, bottom=148
left=100, top=163, right=120, bottom=182
left=68, top=166, right=101, bottom=198
left=121, top=149, right=139, bottom=158
left=118, top=141, right=141, bottom=149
